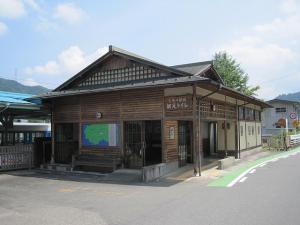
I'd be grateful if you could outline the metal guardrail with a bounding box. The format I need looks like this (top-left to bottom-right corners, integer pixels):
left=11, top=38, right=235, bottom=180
left=0, top=144, right=33, bottom=171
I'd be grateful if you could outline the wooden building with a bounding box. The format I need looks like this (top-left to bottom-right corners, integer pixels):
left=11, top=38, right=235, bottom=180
left=36, top=46, right=271, bottom=176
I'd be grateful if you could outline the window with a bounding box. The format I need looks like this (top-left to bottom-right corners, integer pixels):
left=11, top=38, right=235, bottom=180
left=257, top=126, right=260, bottom=135
left=248, top=126, right=251, bottom=136
left=239, top=107, right=245, bottom=120
left=240, top=125, right=243, bottom=136
left=252, top=126, right=254, bottom=135
left=255, top=110, right=261, bottom=121
left=78, top=64, right=164, bottom=87
left=245, top=107, right=254, bottom=121
left=275, top=107, right=286, bottom=113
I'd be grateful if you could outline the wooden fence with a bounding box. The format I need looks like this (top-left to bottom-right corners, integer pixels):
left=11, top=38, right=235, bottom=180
left=0, top=144, right=34, bottom=171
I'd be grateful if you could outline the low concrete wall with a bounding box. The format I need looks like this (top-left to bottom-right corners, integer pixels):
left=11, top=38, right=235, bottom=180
left=240, top=146, right=262, bottom=158
left=217, top=157, right=235, bottom=170
left=142, top=163, right=166, bottom=182
left=142, top=161, right=179, bottom=182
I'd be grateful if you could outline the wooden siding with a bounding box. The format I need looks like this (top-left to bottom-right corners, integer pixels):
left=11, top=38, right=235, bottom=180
left=81, top=92, right=120, bottom=122
left=53, top=97, right=80, bottom=123
left=52, top=88, right=164, bottom=156
left=121, top=89, right=163, bottom=120
left=164, top=120, right=178, bottom=162
left=80, top=147, right=120, bottom=156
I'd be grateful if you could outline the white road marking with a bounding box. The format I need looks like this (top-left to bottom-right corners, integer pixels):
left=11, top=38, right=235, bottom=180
left=249, top=169, right=256, bottom=174
left=282, top=155, right=289, bottom=158
left=239, top=177, right=248, bottom=183
left=271, top=158, right=279, bottom=162
left=259, top=163, right=267, bottom=167
left=227, top=150, right=300, bottom=187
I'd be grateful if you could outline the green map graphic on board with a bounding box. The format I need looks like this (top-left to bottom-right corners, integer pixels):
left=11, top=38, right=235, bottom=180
left=82, top=123, right=119, bottom=147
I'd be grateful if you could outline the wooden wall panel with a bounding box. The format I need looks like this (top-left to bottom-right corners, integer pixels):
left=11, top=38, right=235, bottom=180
left=164, top=120, right=178, bottom=162
left=53, top=87, right=164, bottom=157
left=99, top=55, right=132, bottom=71
left=80, top=147, right=121, bottom=156
left=80, top=92, right=121, bottom=122
left=121, top=89, right=164, bottom=120
left=53, top=97, right=80, bottom=122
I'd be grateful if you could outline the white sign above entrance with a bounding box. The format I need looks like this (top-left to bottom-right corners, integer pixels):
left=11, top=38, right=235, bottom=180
left=165, top=96, right=193, bottom=111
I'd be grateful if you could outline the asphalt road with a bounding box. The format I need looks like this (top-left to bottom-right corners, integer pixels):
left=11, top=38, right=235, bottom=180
left=0, top=152, right=300, bottom=225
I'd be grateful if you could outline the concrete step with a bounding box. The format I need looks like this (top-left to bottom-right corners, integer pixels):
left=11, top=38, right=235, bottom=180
left=41, top=164, right=73, bottom=172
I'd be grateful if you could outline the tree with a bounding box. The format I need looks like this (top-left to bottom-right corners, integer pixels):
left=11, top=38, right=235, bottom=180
left=213, top=52, right=260, bottom=96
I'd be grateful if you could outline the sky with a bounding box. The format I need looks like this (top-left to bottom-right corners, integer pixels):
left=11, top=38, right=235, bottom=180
left=0, top=0, right=299, bottom=100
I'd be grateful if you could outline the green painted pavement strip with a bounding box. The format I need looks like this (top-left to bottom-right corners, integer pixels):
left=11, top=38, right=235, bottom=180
left=208, top=146, right=300, bottom=187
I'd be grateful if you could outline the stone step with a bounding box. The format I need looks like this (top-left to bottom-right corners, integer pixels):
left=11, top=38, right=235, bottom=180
left=41, top=164, right=73, bottom=172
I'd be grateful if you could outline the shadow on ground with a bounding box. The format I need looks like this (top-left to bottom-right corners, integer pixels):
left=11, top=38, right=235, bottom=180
left=0, top=168, right=186, bottom=187
left=1, top=158, right=219, bottom=187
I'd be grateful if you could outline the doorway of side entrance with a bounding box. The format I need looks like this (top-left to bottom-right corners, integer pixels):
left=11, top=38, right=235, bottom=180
left=54, top=123, right=79, bottom=164
left=178, top=121, right=193, bottom=167
left=201, top=121, right=218, bottom=158
left=124, top=120, right=162, bottom=169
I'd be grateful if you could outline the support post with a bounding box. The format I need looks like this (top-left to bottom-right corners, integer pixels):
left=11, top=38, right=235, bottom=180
left=198, top=97, right=202, bottom=176
left=192, top=84, right=199, bottom=176
left=235, top=99, right=239, bottom=159
left=0, top=114, right=14, bottom=146
left=50, top=102, right=55, bottom=164
left=224, top=96, right=228, bottom=157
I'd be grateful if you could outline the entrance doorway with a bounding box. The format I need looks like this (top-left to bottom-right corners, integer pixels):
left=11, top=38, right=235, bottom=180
left=178, top=121, right=193, bottom=167
left=54, top=123, right=79, bottom=164
left=124, top=120, right=162, bottom=169
left=209, top=122, right=217, bottom=155
left=202, top=121, right=217, bottom=157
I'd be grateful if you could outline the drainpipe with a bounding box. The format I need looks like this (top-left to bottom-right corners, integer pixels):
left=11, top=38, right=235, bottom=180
left=196, top=84, right=222, bottom=175
left=198, top=84, right=223, bottom=101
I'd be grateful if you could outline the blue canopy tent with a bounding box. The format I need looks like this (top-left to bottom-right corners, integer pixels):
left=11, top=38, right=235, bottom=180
left=0, top=91, right=49, bottom=145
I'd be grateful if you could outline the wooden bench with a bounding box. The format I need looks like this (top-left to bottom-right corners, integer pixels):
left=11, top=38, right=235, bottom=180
left=72, top=153, right=122, bottom=173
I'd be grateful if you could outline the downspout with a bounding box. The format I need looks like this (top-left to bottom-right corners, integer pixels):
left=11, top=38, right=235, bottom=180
left=197, top=83, right=222, bottom=175
left=198, top=84, right=223, bottom=101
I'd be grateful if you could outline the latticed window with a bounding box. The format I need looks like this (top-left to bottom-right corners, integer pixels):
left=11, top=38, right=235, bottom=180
left=77, top=64, right=164, bottom=87
left=199, top=99, right=237, bottom=120
left=254, top=110, right=261, bottom=121
left=239, top=106, right=245, bottom=120
left=245, top=107, right=254, bottom=121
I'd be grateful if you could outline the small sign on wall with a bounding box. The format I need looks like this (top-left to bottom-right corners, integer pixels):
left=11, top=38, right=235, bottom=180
left=169, top=126, right=175, bottom=140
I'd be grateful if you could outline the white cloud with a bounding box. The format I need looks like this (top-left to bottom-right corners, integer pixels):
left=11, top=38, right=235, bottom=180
left=23, top=0, right=41, bottom=12
left=35, top=16, right=58, bottom=32
left=254, top=14, right=300, bottom=39
left=200, top=0, right=300, bottom=99
left=0, top=21, right=7, bottom=35
left=279, top=0, right=299, bottom=14
left=25, top=60, right=60, bottom=75
left=217, top=36, right=298, bottom=99
left=22, top=78, right=40, bottom=86
left=221, top=36, right=297, bottom=68
left=0, top=0, right=26, bottom=18
left=54, top=3, right=86, bottom=24
left=25, top=46, right=108, bottom=78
